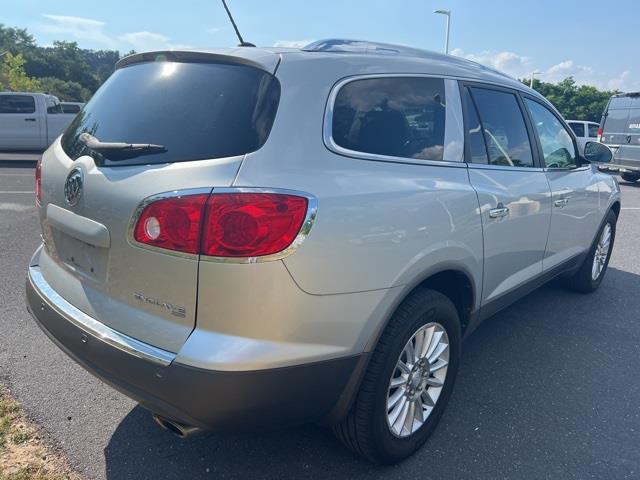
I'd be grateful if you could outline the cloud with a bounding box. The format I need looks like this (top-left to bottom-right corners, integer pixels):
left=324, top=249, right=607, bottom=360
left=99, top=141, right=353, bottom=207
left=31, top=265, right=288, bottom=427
left=273, top=40, right=313, bottom=48
left=39, top=14, right=117, bottom=48
left=452, top=47, right=639, bottom=92
left=38, top=14, right=190, bottom=53
left=119, top=31, right=190, bottom=52
left=206, top=27, right=222, bottom=34
left=545, top=60, right=593, bottom=83
left=451, top=48, right=532, bottom=78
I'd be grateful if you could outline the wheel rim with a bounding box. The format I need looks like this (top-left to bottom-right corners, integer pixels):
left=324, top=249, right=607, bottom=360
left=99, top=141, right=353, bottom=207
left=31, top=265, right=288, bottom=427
left=592, top=222, right=612, bottom=281
left=386, top=322, right=449, bottom=438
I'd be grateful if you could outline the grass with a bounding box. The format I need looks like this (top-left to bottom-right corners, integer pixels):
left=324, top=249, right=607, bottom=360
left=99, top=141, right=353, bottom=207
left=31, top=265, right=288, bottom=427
left=0, top=385, right=82, bottom=480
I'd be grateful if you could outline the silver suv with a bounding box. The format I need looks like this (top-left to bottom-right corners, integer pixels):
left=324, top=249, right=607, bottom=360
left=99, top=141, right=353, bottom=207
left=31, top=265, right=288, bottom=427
left=26, top=39, right=620, bottom=464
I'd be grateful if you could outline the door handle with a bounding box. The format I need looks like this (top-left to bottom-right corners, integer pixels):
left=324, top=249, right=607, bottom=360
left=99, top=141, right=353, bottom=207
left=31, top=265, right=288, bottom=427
left=489, top=205, right=510, bottom=218
left=554, top=198, right=569, bottom=207
left=24, top=118, right=36, bottom=122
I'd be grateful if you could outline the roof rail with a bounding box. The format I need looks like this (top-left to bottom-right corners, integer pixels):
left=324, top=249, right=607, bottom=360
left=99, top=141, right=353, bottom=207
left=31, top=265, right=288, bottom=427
left=302, top=39, right=439, bottom=58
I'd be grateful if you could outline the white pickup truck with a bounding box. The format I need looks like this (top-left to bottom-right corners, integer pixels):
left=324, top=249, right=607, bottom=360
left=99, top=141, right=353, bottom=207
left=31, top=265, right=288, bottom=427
left=0, top=92, right=79, bottom=151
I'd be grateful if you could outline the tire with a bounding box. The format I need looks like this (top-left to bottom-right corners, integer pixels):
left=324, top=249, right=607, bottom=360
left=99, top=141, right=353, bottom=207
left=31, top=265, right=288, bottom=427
left=564, top=209, right=617, bottom=293
left=621, top=172, right=640, bottom=183
left=333, top=288, right=461, bottom=464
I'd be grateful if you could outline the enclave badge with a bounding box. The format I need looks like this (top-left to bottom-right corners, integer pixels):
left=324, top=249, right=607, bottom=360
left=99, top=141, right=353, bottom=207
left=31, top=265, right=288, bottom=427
left=64, top=168, right=84, bottom=206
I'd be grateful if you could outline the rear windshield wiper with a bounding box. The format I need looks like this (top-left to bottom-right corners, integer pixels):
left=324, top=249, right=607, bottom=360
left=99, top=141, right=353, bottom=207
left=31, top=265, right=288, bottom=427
left=79, top=132, right=166, bottom=156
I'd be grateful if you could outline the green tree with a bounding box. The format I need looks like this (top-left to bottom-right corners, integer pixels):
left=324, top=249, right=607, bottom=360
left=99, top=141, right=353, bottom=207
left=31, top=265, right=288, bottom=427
left=38, top=76, right=92, bottom=102
left=523, top=77, right=617, bottom=122
left=0, top=52, right=41, bottom=91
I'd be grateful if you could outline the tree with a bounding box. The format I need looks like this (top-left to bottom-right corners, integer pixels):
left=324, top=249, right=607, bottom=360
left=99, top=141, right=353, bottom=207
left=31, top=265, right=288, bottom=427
left=0, top=52, right=41, bottom=92
left=523, top=77, right=618, bottom=122
left=38, top=76, right=92, bottom=102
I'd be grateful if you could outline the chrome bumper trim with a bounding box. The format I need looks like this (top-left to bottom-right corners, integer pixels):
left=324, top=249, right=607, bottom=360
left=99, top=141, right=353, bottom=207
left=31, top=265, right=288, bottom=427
left=28, top=265, right=176, bottom=367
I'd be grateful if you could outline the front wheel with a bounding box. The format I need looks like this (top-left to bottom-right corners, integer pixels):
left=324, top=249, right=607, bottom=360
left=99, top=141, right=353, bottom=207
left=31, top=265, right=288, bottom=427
left=564, top=210, right=617, bottom=293
left=333, top=289, right=460, bottom=464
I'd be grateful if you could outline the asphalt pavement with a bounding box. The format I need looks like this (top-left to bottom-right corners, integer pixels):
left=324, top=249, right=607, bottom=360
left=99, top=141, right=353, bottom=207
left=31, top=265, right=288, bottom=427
left=1, top=159, right=639, bottom=479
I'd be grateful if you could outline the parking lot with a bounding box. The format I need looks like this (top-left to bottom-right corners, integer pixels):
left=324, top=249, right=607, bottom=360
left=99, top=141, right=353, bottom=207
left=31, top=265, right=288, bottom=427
left=1, top=159, right=639, bottom=480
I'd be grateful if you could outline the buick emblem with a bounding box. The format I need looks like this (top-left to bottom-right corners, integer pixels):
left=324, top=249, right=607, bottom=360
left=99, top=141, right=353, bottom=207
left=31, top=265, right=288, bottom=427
left=64, top=168, right=83, bottom=206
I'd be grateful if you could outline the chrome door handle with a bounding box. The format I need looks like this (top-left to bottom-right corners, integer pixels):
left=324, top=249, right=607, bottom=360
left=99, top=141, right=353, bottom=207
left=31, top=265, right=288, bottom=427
left=554, top=198, right=569, bottom=207
left=489, top=206, right=510, bottom=218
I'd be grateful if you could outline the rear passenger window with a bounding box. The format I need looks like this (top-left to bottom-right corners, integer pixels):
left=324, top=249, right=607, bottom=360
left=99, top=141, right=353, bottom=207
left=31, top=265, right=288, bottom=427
left=469, top=87, right=534, bottom=168
left=588, top=124, right=599, bottom=138
left=569, top=122, right=585, bottom=137
left=332, top=77, right=446, bottom=161
left=462, top=87, right=488, bottom=164
left=0, top=95, right=36, bottom=114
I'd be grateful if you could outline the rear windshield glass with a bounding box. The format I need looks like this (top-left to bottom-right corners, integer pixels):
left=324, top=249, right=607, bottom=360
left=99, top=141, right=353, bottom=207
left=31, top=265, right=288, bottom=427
left=62, top=60, right=280, bottom=166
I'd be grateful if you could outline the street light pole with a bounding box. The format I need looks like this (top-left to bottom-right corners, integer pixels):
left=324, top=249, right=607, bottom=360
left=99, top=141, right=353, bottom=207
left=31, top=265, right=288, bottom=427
left=530, top=70, right=542, bottom=88
left=433, top=9, right=451, bottom=54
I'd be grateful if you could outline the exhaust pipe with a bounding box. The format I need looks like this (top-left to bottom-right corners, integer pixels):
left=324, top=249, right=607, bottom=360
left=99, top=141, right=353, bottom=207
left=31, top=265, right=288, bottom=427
left=152, top=413, right=202, bottom=438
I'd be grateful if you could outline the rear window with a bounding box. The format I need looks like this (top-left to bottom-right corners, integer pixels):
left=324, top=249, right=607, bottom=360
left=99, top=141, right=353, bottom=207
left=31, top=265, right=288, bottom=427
left=331, top=77, right=446, bottom=161
left=62, top=60, right=280, bottom=166
left=603, top=108, right=629, bottom=134
left=568, top=122, right=585, bottom=137
left=588, top=123, right=599, bottom=138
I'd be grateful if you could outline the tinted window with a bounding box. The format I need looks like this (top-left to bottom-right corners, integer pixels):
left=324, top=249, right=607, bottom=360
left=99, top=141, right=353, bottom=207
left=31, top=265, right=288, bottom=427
left=588, top=123, right=599, bottom=138
left=569, top=122, right=585, bottom=137
left=62, top=104, right=81, bottom=114
left=0, top=95, right=35, bottom=114
left=462, top=87, right=488, bottom=164
left=525, top=99, right=577, bottom=168
left=470, top=88, right=534, bottom=168
left=62, top=61, right=280, bottom=167
left=602, top=108, right=629, bottom=134
left=332, top=77, right=446, bottom=161
left=628, top=110, right=640, bottom=132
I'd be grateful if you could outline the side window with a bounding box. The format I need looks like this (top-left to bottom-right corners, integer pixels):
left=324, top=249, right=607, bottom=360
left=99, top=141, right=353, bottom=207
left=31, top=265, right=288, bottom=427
left=0, top=95, right=36, bottom=114
left=332, top=77, right=446, bottom=161
left=62, top=104, right=81, bottom=114
left=46, top=98, right=63, bottom=114
left=461, top=87, right=488, bottom=164
left=469, top=87, right=534, bottom=168
left=569, top=122, right=585, bottom=137
left=524, top=99, right=577, bottom=168
left=588, top=123, right=599, bottom=138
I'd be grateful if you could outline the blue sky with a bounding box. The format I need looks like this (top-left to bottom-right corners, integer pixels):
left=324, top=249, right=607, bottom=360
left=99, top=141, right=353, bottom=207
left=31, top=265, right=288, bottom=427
left=5, top=0, right=639, bottom=91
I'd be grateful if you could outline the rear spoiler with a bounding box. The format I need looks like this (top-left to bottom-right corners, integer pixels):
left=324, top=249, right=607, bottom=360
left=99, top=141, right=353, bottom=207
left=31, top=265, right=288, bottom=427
left=116, top=49, right=281, bottom=74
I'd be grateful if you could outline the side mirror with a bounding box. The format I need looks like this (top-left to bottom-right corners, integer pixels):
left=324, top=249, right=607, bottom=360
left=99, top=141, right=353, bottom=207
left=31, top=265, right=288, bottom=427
left=583, top=141, right=613, bottom=163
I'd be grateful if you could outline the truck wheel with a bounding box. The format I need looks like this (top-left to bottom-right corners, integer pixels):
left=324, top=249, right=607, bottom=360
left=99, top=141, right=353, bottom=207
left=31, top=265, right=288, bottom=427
left=621, top=172, right=640, bottom=183
left=333, top=288, right=460, bottom=464
left=564, top=210, right=617, bottom=293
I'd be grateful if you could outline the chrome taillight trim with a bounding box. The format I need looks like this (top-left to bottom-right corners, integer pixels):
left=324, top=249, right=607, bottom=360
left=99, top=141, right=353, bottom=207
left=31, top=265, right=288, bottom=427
left=127, top=187, right=318, bottom=264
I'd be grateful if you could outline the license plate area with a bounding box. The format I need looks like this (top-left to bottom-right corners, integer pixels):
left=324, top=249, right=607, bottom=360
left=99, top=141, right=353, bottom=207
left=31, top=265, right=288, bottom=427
left=50, top=229, right=109, bottom=282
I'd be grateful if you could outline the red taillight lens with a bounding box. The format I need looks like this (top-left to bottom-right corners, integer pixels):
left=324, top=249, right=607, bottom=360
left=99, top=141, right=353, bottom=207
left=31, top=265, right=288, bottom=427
left=202, top=193, right=308, bottom=257
left=597, top=127, right=603, bottom=142
left=35, top=158, right=42, bottom=204
left=133, top=192, right=310, bottom=258
left=134, top=194, right=209, bottom=254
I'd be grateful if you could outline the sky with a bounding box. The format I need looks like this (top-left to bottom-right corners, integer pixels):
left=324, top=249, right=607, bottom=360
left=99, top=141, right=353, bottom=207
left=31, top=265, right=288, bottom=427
left=5, top=0, right=639, bottom=92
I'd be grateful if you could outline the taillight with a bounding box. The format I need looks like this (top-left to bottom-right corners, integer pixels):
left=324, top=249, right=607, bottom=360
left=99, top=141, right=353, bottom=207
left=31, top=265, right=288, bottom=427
left=133, top=191, right=310, bottom=258
left=134, top=194, right=209, bottom=254
left=202, top=193, right=308, bottom=257
left=597, top=127, right=603, bottom=142
left=35, top=157, right=42, bottom=204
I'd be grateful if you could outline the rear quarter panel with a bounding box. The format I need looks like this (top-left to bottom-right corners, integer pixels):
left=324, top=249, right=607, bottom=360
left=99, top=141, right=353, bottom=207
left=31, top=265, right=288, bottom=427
left=233, top=54, right=484, bottom=302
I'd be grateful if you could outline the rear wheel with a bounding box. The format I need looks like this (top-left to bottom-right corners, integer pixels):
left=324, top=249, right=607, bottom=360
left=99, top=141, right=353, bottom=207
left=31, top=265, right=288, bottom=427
left=334, top=288, right=460, bottom=464
left=621, top=172, right=640, bottom=183
left=564, top=210, right=617, bottom=293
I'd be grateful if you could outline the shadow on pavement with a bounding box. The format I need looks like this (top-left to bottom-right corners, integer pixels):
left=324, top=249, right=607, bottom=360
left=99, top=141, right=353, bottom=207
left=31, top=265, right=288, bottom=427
left=103, top=267, right=640, bottom=479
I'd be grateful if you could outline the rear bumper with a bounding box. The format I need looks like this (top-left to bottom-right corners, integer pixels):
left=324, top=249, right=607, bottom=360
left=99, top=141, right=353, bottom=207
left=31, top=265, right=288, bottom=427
left=26, top=264, right=365, bottom=430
